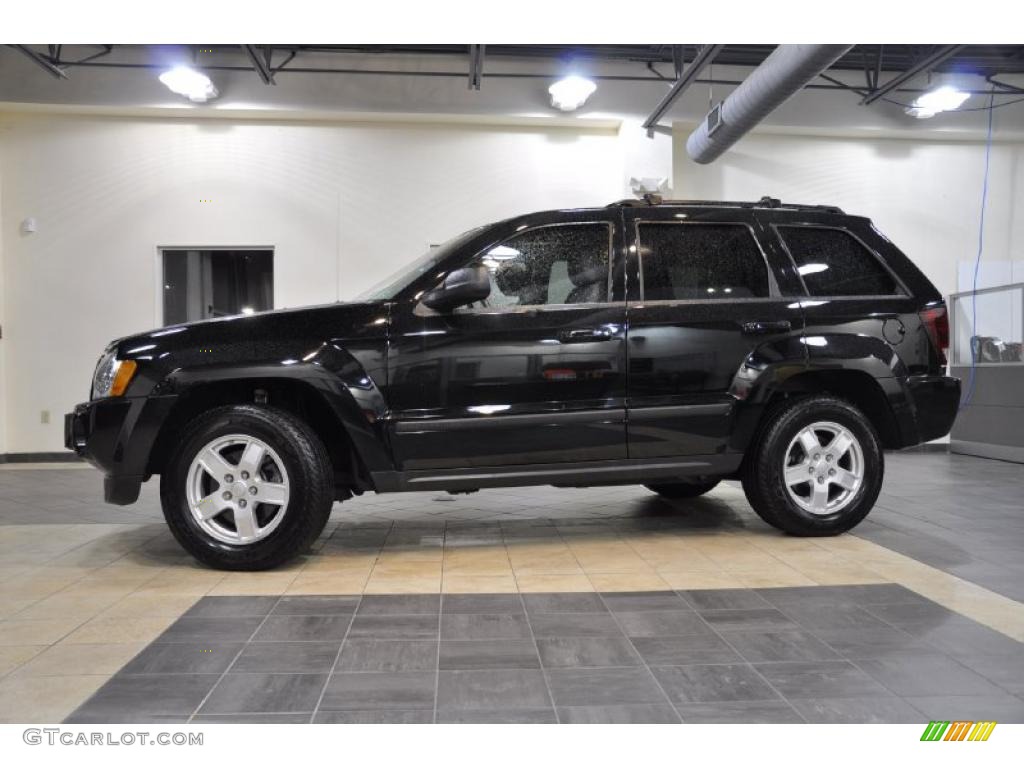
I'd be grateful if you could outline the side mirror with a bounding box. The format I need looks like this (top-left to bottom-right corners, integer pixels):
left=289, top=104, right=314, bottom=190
left=421, top=266, right=491, bottom=313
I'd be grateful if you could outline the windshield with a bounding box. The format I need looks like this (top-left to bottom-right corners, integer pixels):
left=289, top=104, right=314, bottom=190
left=354, top=227, right=484, bottom=302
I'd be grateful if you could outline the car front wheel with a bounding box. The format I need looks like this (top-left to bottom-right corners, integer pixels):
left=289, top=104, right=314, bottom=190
left=741, top=395, right=883, bottom=536
left=160, top=404, right=334, bottom=570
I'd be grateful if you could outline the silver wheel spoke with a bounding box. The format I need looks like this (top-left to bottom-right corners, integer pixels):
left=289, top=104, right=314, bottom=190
left=827, top=431, right=854, bottom=460
left=195, top=493, right=226, bottom=520
left=784, top=463, right=811, bottom=487
left=234, top=507, right=259, bottom=540
left=197, top=447, right=235, bottom=480
left=810, top=480, right=830, bottom=512
left=797, top=428, right=821, bottom=455
left=238, top=441, right=267, bottom=477
left=832, top=468, right=860, bottom=491
left=259, top=482, right=288, bottom=506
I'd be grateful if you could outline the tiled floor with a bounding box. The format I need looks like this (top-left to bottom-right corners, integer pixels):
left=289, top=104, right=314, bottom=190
left=1, top=450, right=1023, bottom=723
left=64, top=587, right=1024, bottom=724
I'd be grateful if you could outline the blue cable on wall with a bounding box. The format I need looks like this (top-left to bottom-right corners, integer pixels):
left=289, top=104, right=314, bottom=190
left=960, top=89, right=996, bottom=409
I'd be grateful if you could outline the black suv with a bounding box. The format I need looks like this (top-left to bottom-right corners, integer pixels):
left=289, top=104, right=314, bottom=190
left=66, top=197, right=960, bottom=570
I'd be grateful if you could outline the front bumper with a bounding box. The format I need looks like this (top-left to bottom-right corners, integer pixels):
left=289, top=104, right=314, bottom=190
left=65, top=395, right=177, bottom=505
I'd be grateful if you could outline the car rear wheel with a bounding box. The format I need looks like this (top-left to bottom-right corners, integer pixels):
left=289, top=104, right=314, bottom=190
left=161, top=404, right=334, bottom=570
left=741, top=395, right=883, bottom=536
left=645, top=479, right=720, bottom=499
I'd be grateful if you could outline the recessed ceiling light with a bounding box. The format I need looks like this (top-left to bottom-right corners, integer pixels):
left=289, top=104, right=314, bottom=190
left=549, top=75, right=597, bottom=112
left=159, top=66, right=218, bottom=103
left=906, top=85, right=969, bottom=119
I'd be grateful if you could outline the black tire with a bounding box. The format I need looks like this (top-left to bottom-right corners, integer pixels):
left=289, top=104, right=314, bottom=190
left=645, top=479, right=721, bottom=499
left=160, top=404, right=334, bottom=570
left=741, top=394, right=883, bottom=536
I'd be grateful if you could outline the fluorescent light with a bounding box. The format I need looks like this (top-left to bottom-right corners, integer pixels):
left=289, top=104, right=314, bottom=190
left=159, top=66, right=218, bottom=103
left=906, top=86, right=969, bottom=119
left=549, top=75, right=596, bottom=112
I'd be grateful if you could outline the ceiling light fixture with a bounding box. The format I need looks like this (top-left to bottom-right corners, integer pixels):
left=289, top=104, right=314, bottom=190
left=549, top=75, right=596, bottom=112
left=905, top=85, right=969, bottom=119
left=159, top=66, right=218, bottom=103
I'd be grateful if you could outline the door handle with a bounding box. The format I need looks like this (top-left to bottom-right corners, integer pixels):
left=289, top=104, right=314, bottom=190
left=742, top=320, right=792, bottom=335
left=560, top=327, right=614, bottom=342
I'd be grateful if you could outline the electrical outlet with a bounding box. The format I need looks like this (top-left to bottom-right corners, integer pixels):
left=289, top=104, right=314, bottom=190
left=41, top=410, right=50, bottom=425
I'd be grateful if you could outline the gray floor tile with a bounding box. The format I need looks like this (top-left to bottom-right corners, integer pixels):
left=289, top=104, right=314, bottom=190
left=861, top=600, right=959, bottom=630
left=159, top=617, right=264, bottom=643
left=779, top=605, right=893, bottom=632
left=271, top=596, right=360, bottom=615
left=615, top=610, right=712, bottom=638
left=314, top=710, right=433, bottom=723
left=70, top=674, right=220, bottom=719
left=558, top=704, right=681, bottom=723
left=652, top=664, right=779, bottom=704
left=356, top=594, right=440, bottom=615
left=856, top=653, right=1009, bottom=697
left=957, top=654, right=1024, bottom=695
left=437, top=669, right=550, bottom=710
left=813, top=626, right=932, bottom=659
left=199, top=673, right=328, bottom=714
left=600, top=591, right=690, bottom=613
left=674, top=700, right=804, bottom=723
left=441, top=612, right=531, bottom=640
left=700, top=608, right=797, bottom=632
left=252, top=615, right=353, bottom=643
left=192, top=714, right=311, bottom=723
left=437, top=708, right=557, bottom=723
left=524, top=593, right=607, bottom=614
left=905, top=694, right=1024, bottom=723
left=442, top=593, right=524, bottom=614
left=529, top=612, right=624, bottom=638
left=183, top=596, right=278, bottom=618
left=723, top=630, right=841, bottom=663
left=681, top=589, right=770, bottom=611
left=439, top=639, right=540, bottom=670
left=336, top=639, right=438, bottom=672
left=537, top=636, right=642, bottom=668
left=122, top=643, right=245, bottom=674
left=789, top=696, right=925, bottom=724
left=229, top=642, right=340, bottom=674
left=918, top=618, right=1024, bottom=658
left=754, top=661, right=891, bottom=699
left=631, top=635, right=741, bottom=666
left=347, top=614, right=439, bottom=640
left=320, top=672, right=436, bottom=711
left=546, top=667, right=667, bottom=707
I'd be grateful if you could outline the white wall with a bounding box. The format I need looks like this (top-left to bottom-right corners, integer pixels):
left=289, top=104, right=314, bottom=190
left=0, top=113, right=625, bottom=452
left=672, top=127, right=1024, bottom=299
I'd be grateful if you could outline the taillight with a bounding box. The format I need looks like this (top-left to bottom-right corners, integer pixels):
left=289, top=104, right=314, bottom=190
left=919, top=306, right=949, bottom=365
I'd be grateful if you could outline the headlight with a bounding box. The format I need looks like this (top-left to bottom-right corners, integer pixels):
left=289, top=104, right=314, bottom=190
left=92, top=351, right=138, bottom=399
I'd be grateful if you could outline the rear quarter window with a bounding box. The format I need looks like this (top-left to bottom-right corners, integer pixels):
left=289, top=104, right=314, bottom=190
left=778, top=226, right=904, bottom=297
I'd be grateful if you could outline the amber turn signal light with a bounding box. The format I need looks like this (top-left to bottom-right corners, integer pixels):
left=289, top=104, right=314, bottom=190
left=110, top=360, right=138, bottom=396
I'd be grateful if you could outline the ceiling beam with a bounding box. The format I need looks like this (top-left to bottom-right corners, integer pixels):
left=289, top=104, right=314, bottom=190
left=860, top=44, right=962, bottom=105
left=11, top=45, right=68, bottom=79
left=642, top=44, right=723, bottom=136
left=241, top=45, right=275, bottom=85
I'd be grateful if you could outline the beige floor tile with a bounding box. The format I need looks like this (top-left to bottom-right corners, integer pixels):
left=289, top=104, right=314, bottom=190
left=657, top=571, right=747, bottom=590
left=285, top=571, right=370, bottom=595
left=586, top=571, right=673, bottom=592
left=0, top=646, right=45, bottom=678
left=302, top=553, right=380, bottom=573
left=62, top=615, right=176, bottom=645
left=0, top=617, right=86, bottom=646
left=737, top=570, right=819, bottom=589
left=789, top=563, right=886, bottom=585
left=11, top=590, right=127, bottom=621
left=0, top=600, right=38, bottom=621
left=442, top=574, right=519, bottom=593
left=207, top=572, right=298, bottom=596
left=12, top=642, right=145, bottom=677
left=704, top=549, right=785, bottom=573
left=98, top=593, right=199, bottom=619
left=514, top=573, right=594, bottom=592
left=363, top=574, right=442, bottom=594
left=0, top=674, right=108, bottom=723
left=442, top=547, right=513, bottom=575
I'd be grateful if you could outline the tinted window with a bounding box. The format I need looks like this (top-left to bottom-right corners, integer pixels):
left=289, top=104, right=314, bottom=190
left=779, top=226, right=903, bottom=296
left=638, top=223, right=769, bottom=300
left=472, top=224, right=610, bottom=308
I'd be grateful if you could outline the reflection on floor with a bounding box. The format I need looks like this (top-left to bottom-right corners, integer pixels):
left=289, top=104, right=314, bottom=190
left=64, top=587, right=1024, bottom=724
left=1, top=450, right=1023, bottom=722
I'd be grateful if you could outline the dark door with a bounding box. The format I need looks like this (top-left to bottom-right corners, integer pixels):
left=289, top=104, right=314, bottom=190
left=623, top=207, right=805, bottom=458
left=386, top=212, right=628, bottom=471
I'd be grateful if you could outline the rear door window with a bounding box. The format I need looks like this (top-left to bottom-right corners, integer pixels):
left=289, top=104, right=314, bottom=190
left=778, top=226, right=903, bottom=297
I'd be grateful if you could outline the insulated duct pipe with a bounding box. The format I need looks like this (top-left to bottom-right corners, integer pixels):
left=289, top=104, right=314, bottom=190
left=686, top=44, right=853, bottom=164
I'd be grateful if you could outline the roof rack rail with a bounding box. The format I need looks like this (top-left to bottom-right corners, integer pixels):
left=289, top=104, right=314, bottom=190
left=606, top=196, right=844, bottom=214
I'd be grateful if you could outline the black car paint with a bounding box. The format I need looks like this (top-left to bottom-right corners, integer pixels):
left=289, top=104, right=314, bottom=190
left=65, top=202, right=960, bottom=505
